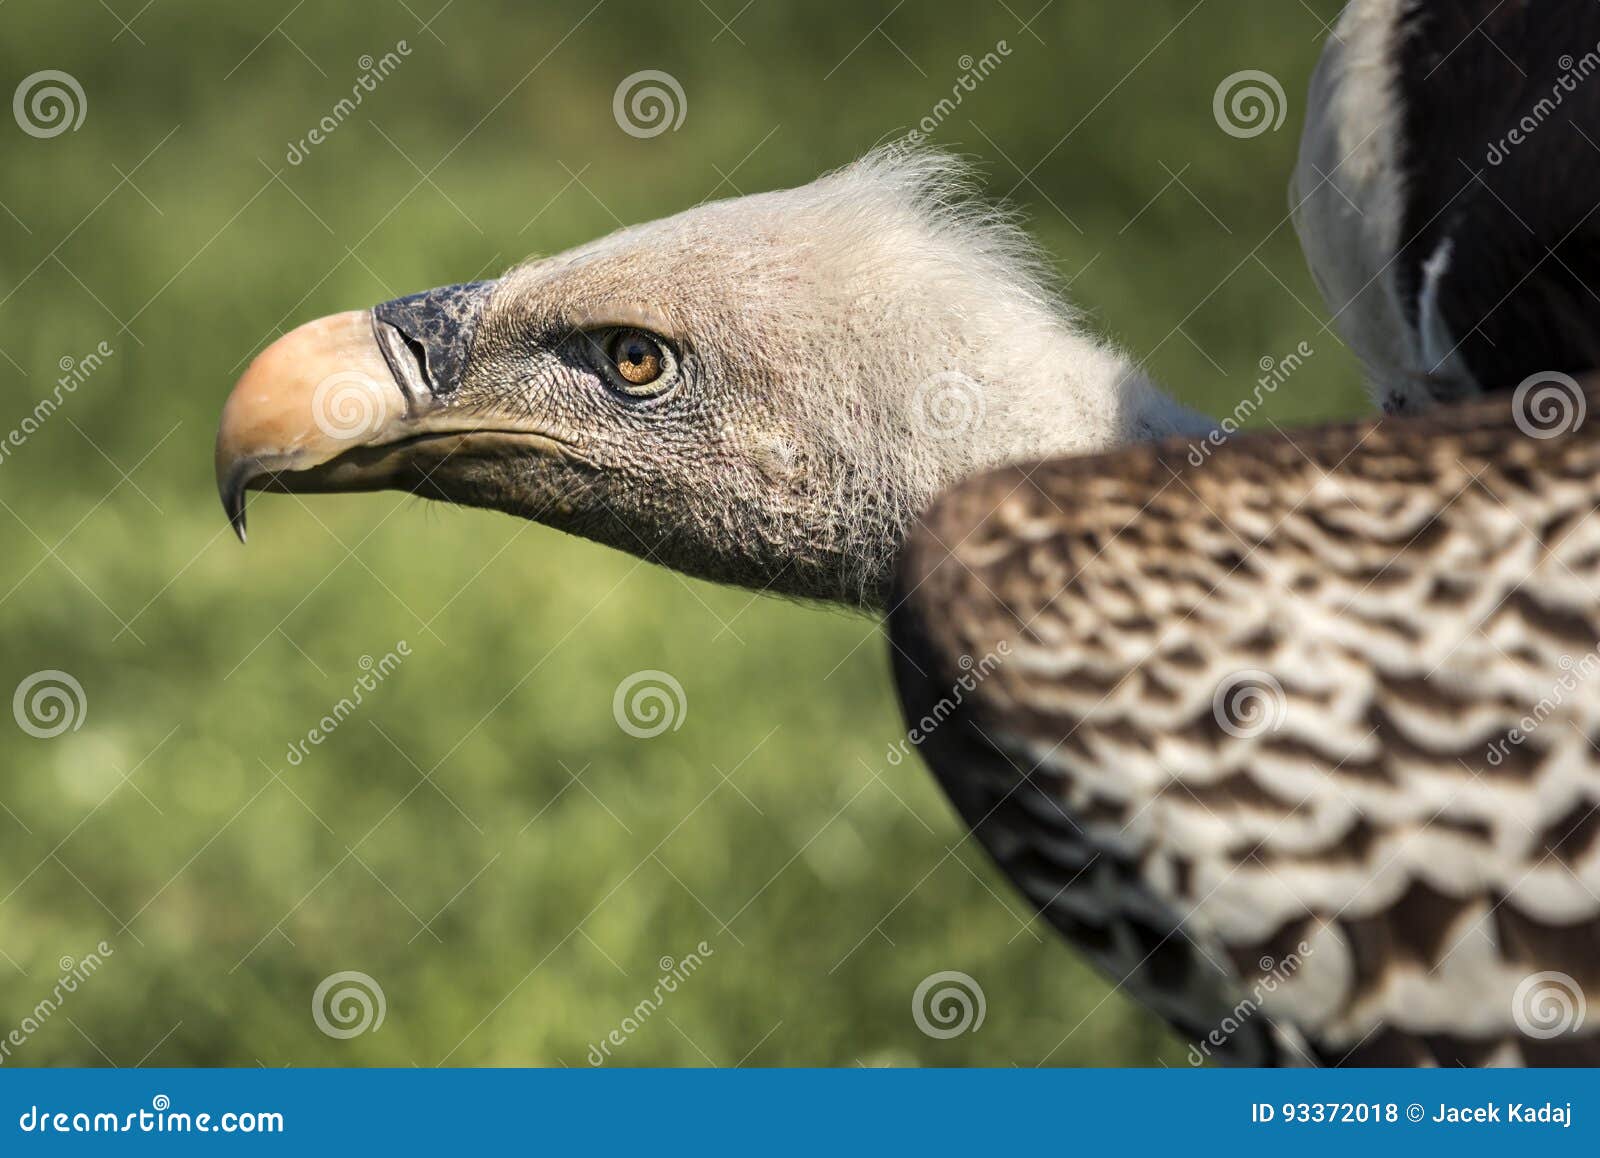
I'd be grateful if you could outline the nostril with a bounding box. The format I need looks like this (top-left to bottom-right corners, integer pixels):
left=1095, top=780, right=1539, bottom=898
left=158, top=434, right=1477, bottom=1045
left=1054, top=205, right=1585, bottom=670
left=370, top=280, right=493, bottom=399
left=371, top=313, right=433, bottom=403
left=400, top=331, right=430, bottom=384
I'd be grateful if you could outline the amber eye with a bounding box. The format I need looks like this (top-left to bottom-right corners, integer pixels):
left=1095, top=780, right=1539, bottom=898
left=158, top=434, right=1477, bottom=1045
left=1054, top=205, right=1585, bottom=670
left=608, top=329, right=664, bottom=388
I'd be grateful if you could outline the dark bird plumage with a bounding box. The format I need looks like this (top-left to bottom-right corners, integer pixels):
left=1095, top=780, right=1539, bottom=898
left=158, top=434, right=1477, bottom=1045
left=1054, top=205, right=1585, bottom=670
left=1296, top=0, right=1600, bottom=411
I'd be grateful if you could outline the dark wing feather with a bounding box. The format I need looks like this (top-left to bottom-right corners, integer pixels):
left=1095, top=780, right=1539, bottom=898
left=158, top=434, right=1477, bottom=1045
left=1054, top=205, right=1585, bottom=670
left=890, top=390, right=1600, bottom=1066
left=1389, top=0, right=1600, bottom=391
left=1295, top=0, right=1600, bottom=407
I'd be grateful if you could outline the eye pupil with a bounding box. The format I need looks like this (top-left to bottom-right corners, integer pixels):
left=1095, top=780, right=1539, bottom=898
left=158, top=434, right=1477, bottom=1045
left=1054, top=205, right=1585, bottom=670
left=609, top=329, right=665, bottom=388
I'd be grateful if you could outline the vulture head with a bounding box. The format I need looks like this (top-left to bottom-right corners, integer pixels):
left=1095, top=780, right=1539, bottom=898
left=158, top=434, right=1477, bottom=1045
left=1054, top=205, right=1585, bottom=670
left=217, top=148, right=1210, bottom=606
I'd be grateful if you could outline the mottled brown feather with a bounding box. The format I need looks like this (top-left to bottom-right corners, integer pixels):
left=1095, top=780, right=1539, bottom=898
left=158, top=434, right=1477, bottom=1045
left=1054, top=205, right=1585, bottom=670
left=891, top=388, right=1600, bottom=1066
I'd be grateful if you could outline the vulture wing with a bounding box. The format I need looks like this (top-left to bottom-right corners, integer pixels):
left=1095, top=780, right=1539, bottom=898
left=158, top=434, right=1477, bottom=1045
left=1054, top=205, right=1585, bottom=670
left=1294, top=0, right=1600, bottom=409
left=890, top=391, right=1600, bottom=1066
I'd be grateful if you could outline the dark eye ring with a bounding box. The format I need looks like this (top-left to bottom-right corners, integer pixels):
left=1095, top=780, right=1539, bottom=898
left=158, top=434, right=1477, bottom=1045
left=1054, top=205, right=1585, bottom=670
left=605, top=328, right=671, bottom=394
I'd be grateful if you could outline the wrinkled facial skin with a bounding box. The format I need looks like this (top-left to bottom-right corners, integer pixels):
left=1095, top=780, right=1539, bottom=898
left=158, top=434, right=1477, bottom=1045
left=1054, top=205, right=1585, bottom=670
left=436, top=248, right=850, bottom=601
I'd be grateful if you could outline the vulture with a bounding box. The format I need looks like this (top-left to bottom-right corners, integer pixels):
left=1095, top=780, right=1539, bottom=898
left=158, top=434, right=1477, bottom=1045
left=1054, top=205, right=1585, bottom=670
left=216, top=1, right=1600, bottom=1066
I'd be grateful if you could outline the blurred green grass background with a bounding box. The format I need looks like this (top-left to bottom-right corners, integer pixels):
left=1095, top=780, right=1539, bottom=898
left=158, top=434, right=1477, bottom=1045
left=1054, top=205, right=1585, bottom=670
left=0, top=0, right=1356, bottom=1065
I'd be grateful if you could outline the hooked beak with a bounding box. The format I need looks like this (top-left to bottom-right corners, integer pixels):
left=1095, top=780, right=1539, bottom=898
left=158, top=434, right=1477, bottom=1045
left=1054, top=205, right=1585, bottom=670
left=215, top=281, right=505, bottom=541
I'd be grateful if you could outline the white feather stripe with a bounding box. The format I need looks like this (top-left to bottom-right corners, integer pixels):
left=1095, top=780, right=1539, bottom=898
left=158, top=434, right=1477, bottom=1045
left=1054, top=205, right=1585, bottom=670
left=1293, top=0, right=1431, bottom=407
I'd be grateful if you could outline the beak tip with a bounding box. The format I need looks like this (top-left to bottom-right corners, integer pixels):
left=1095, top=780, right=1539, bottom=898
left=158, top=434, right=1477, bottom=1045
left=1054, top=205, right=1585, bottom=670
left=219, top=460, right=251, bottom=544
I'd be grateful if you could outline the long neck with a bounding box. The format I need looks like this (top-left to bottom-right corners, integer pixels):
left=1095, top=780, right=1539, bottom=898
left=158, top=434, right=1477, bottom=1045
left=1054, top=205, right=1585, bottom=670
left=963, top=333, right=1216, bottom=473
left=829, top=339, right=1216, bottom=612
